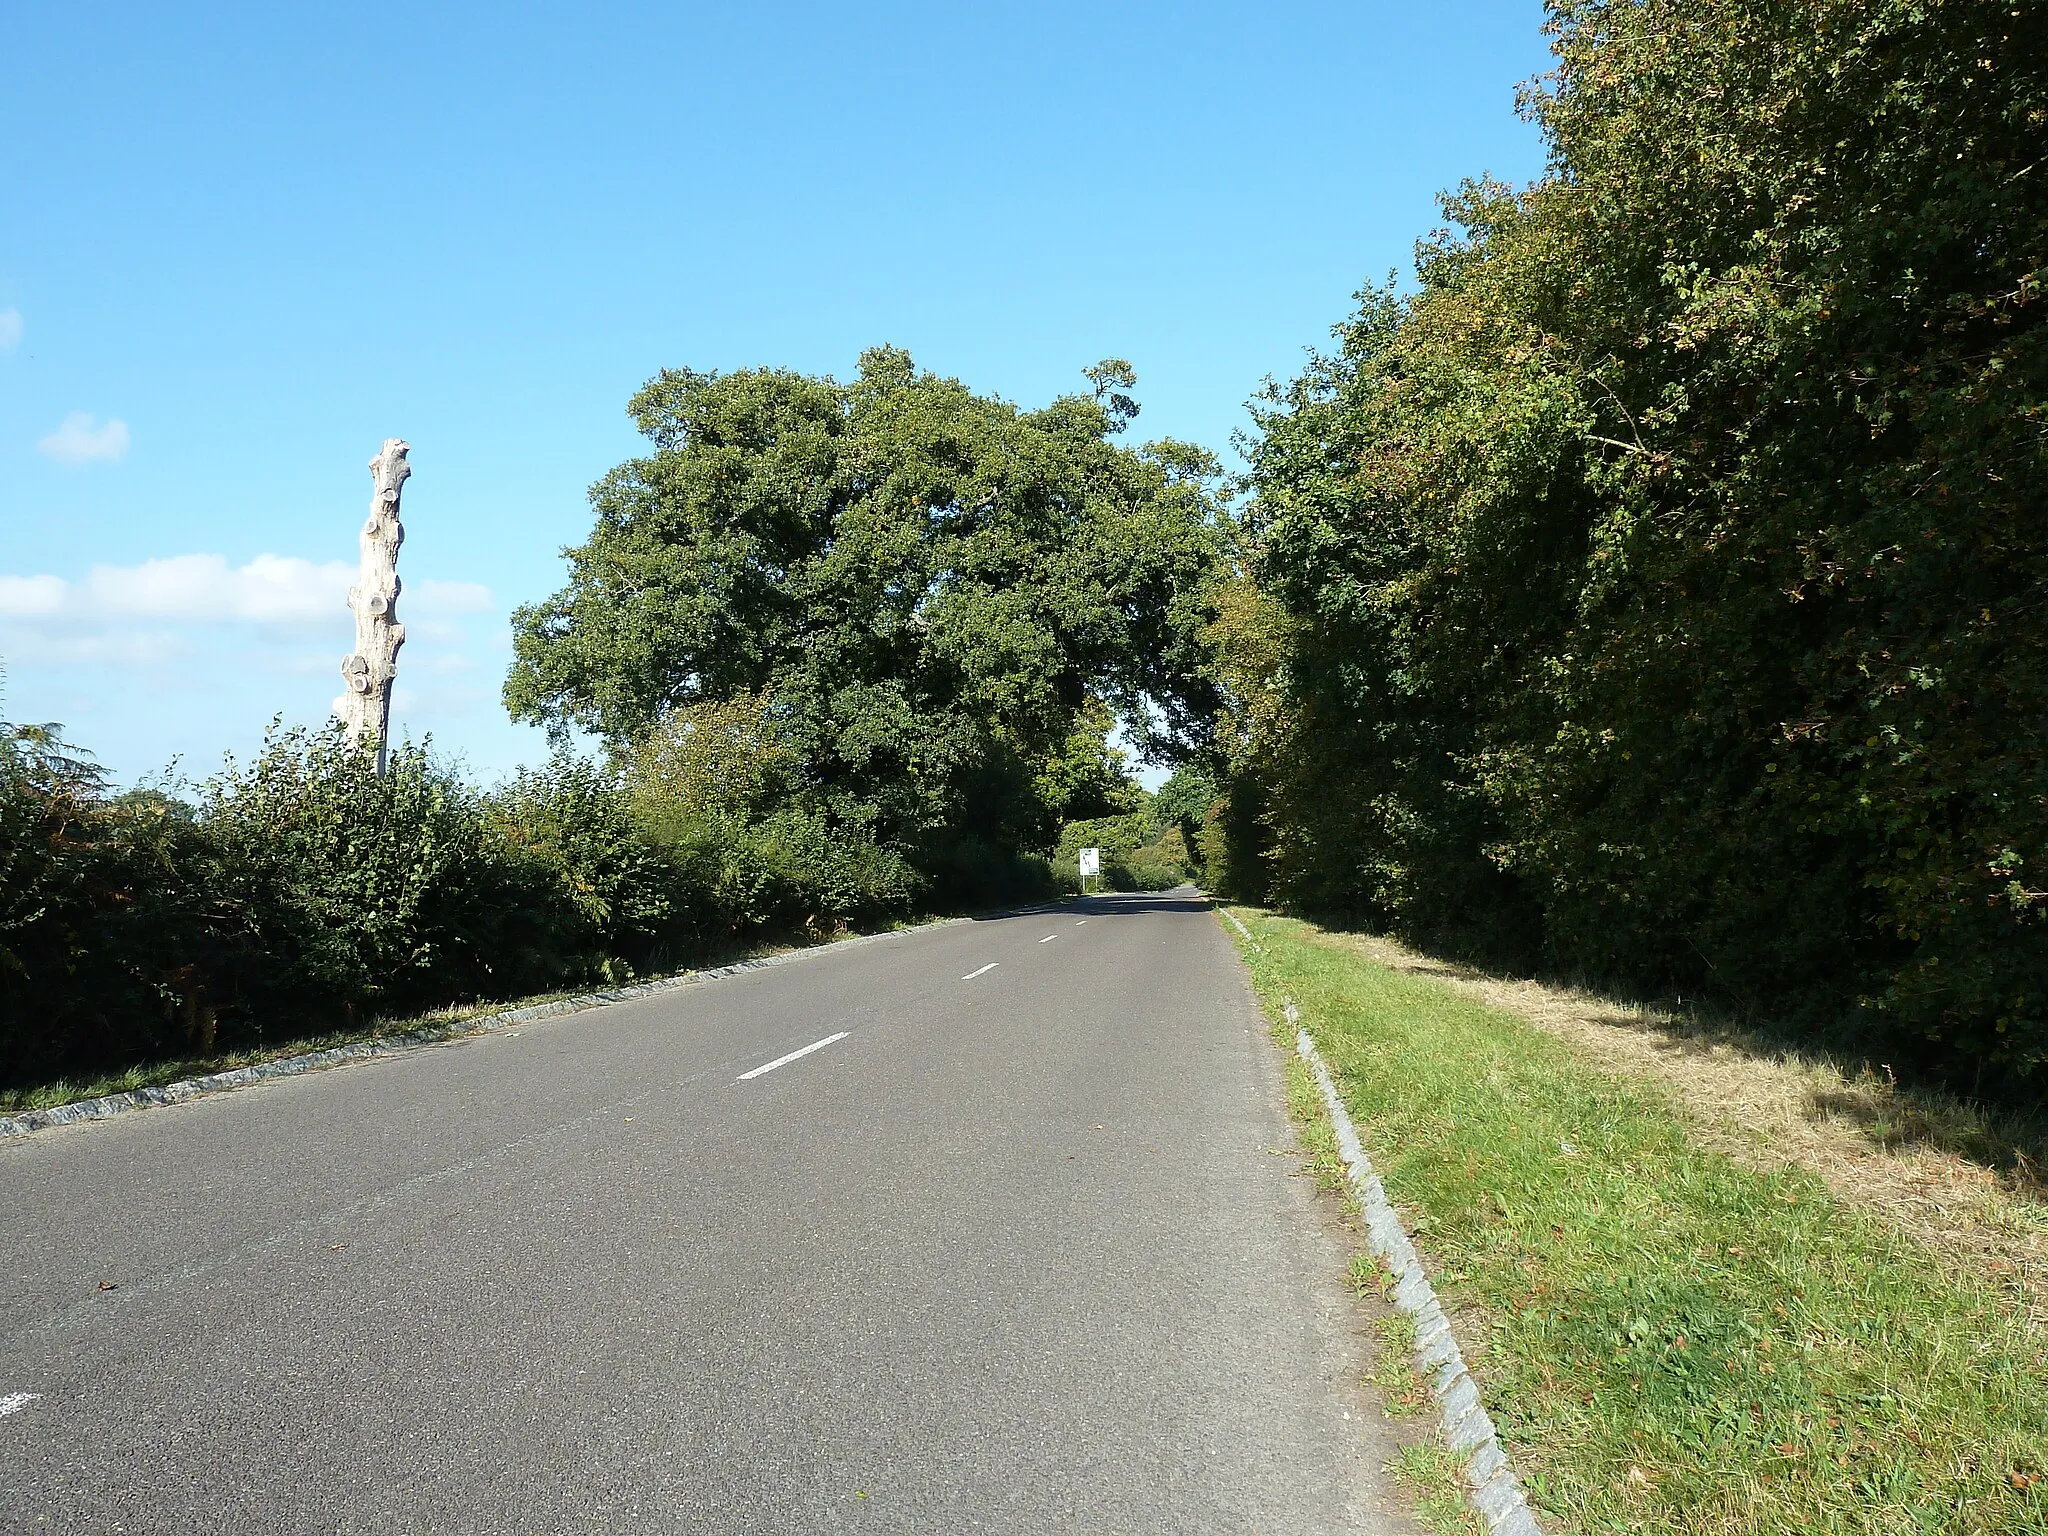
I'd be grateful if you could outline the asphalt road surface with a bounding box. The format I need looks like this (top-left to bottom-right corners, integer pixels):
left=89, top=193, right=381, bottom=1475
left=2, top=891, right=1419, bottom=1534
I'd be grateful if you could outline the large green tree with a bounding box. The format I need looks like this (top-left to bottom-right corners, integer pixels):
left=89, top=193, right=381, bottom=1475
left=506, top=348, right=1227, bottom=865
left=1235, top=0, right=2048, bottom=1085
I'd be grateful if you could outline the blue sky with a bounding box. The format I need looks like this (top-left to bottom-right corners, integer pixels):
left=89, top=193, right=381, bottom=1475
left=1, top=1, right=1552, bottom=787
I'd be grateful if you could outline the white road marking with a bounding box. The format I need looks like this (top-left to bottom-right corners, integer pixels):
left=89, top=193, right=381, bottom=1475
left=1074, top=919, right=1087, bottom=925
left=738, top=1032, right=850, bottom=1081
left=0, top=1393, right=39, bottom=1418
left=1039, top=934, right=1058, bottom=943
left=962, top=963, right=999, bottom=980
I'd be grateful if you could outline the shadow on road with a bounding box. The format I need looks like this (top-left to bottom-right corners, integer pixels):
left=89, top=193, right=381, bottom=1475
left=970, top=888, right=1210, bottom=920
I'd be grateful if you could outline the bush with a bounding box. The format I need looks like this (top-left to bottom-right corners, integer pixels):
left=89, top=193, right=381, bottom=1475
left=921, top=835, right=1058, bottom=911
left=1054, top=807, right=1190, bottom=892
left=483, top=751, right=690, bottom=985
left=1152, top=765, right=1217, bottom=881
left=200, top=727, right=509, bottom=1023
left=1234, top=0, right=2048, bottom=1089
left=0, top=718, right=923, bottom=1095
left=748, top=809, right=919, bottom=930
left=0, top=757, right=232, bottom=1084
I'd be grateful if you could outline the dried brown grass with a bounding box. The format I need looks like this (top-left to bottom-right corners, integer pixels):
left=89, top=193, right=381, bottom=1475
left=1300, top=925, right=2048, bottom=1331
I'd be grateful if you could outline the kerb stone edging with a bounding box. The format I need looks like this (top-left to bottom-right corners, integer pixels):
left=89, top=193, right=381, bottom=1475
left=0, top=914, right=997, bottom=1142
left=1220, top=906, right=1545, bottom=1536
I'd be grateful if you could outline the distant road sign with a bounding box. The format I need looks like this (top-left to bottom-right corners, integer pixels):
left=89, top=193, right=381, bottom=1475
left=1078, top=848, right=1101, bottom=877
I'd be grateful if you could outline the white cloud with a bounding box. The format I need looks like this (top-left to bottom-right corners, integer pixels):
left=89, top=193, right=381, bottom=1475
left=38, top=412, right=130, bottom=464
left=0, top=555, right=494, bottom=625
left=68, top=553, right=350, bottom=622
left=0, top=574, right=66, bottom=618
left=0, top=309, right=20, bottom=349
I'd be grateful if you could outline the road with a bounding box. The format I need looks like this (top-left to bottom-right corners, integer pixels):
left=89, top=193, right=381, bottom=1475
left=1, top=891, right=1417, bottom=1534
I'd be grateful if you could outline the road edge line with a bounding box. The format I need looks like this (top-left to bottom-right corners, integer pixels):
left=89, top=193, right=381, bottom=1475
left=0, top=912, right=999, bottom=1141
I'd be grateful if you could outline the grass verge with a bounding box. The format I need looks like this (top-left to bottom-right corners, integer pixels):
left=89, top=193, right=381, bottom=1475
left=1226, top=907, right=2048, bottom=1536
left=1314, top=928, right=2048, bottom=1331
left=1277, top=985, right=1484, bottom=1533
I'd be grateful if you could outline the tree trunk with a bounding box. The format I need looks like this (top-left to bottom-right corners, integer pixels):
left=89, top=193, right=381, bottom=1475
left=335, top=439, right=411, bottom=774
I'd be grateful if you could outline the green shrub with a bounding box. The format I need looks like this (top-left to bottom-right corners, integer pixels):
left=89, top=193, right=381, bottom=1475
left=747, top=809, right=919, bottom=930
left=0, top=716, right=921, bottom=1095
left=1055, top=812, right=1151, bottom=863
left=483, top=750, right=689, bottom=984
left=1235, top=0, right=2048, bottom=1089
left=623, top=699, right=920, bottom=932
left=1110, top=856, right=1184, bottom=893
left=199, top=726, right=508, bottom=1022
left=921, top=835, right=1058, bottom=911
left=1053, top=809, right=1189, bottom=892
left=0, top=756, right=232, bottom=1084
left=1152, top=766, right=1217, bottom=880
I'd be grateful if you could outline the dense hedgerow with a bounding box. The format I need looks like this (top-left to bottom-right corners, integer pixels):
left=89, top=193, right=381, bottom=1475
left=0, top=702, right=1183, bottom=1091
left=0, top=720, right=920, bottom=1091
left=1227, top=0, right=2048, bottom=1089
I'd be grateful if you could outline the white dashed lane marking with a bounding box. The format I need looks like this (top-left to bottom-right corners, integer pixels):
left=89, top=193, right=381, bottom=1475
left=738, top=1032, right=850, bottom=1081
left=0, top=1394, right=39, bottom=1418
left=962, top=963, right=999, bottom=980
left=1039, top=935, right=1058, bottom=943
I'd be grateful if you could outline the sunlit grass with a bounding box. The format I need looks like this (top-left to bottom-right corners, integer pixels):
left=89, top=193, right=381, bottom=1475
left=1387, top=1442, right=1484, bottom=1536
left=1228, top=908, right=2048, bottom=1536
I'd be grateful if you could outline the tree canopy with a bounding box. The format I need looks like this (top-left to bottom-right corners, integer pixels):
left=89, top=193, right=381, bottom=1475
left=1224, top=0, right=2048, bottom=1087
left=506, top=347, right=1228, bottom=864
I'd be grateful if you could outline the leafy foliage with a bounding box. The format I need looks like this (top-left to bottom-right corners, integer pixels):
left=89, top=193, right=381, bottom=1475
left=1151, top=764, right=1218, bottom=862
left=200, top=728, right=509, bottom=1019
left=0, top=721, right=915, bottom=1092
left=623, top=692, right=797, bottom=825
left=1054, top=795, right=1193, bottom=893
left=1230, top=0, right=2048, bottom=1086
left=505, top=348, right=1229, bottom=889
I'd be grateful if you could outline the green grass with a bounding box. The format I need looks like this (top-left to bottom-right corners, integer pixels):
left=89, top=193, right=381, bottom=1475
left=1388, top=1442, right=1485, bottom=1536
left=1280, top=1036, right=1479, bottom=1527
left=1225, top=908, right=2048, bottom=1536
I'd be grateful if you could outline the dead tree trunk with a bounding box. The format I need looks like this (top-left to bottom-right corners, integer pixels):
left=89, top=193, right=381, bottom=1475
left=335, top=438, right=411, bottom=774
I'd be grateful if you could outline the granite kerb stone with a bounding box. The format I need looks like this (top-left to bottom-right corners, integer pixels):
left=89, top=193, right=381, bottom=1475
left=1268, top=1002, right=1547, bottom=1536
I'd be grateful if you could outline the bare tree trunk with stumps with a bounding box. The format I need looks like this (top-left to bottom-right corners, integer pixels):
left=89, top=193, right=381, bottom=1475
left=335, top=438, right=411, bottom=775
